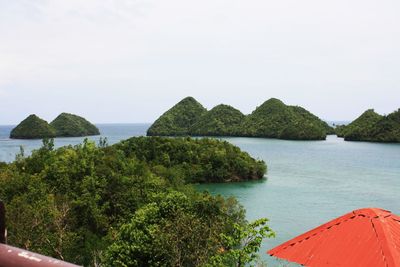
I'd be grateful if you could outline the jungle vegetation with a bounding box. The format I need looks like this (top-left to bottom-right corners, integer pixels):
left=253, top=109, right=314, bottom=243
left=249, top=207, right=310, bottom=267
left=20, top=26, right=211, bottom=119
left=10, top=113, right=100, bottom=139
left=336, top=109, right=400, bottom=142
left=147, top=97, right=333, bottom=140
left=0, top=137, right=272, bottom=266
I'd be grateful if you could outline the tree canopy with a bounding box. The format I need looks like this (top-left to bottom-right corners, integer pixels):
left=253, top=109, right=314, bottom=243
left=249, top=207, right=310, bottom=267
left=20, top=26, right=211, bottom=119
left=0, top=136, right=271, bottom=266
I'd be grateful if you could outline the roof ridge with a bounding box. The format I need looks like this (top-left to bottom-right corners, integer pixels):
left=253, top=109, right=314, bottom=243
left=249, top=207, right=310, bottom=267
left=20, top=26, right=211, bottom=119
left=268, top=208, right=400, bottom=267
left=271, top=213, right=356, bottom=253
left=370, top=219, right=389, bottom=267
left=371, top=215, right=400, bottom=266
left=269, top=208, right=398, bottom=255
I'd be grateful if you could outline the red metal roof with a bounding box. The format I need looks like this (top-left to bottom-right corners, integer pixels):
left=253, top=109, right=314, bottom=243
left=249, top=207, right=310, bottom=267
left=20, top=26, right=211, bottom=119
left=268, top=208, right=400, bottom=267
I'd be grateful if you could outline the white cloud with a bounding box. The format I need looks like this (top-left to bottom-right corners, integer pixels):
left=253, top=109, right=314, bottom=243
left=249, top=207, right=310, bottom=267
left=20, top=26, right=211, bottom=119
left=0, top=0, right=399, bottom=124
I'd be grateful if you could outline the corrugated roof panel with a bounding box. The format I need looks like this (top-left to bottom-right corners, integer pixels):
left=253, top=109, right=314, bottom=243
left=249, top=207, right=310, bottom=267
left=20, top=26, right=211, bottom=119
left=268, top=208, right=400, bottom=267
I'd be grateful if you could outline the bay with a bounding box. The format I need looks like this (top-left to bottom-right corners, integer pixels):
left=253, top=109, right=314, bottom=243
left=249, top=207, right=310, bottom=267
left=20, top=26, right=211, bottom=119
left=1, top=124, right=399, bottom=265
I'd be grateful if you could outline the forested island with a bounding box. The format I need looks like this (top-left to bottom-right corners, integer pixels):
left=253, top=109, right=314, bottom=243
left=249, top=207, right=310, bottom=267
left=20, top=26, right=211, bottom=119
left=9, top=114, right=56, bottom=139
left=336, top=109, right=400, bottom=143
left=10, top=113, right=100, bottom=139
left=147, top=97, right=333, bottom=140
left=0, top=137, right=271, bottom=266
left=50, top=113, right=100, bottom=137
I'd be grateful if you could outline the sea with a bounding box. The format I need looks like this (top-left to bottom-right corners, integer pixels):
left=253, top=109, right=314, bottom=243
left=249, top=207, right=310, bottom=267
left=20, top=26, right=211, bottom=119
left=1, top=123, right=399, bottom=266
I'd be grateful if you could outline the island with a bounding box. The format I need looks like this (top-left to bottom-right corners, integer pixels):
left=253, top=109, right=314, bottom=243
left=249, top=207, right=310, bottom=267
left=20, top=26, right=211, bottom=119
left=147, top=97, right=207, bottom=136
left=240, top=98, right=332, bottom=140
left=9, top=114, right=56, bottom=139
left=147, top=97, right=333, bottom=140
left=337, top=109, right=400, bottom=143
left=50, top=113, right=100, bottom=137
left=10, top=113, right=100, bottom=139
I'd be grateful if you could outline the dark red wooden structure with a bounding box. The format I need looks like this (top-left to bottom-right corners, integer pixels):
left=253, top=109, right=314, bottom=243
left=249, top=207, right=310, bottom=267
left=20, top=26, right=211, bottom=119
left=0, top=200, right=80, bottom=267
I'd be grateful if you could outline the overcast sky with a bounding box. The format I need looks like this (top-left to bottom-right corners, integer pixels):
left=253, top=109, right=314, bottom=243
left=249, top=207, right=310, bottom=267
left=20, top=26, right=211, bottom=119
left=1, top=0, right=399, bottom=124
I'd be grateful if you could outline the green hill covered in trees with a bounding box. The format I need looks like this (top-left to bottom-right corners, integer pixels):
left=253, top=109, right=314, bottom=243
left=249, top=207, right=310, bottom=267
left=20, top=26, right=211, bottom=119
left=147, top=97, right=333, bottom=140
left=0, top=137, right=271, bottom=266
left=10, top=113, right=100, bottom=139
left=50, top=113, right=100, bottom=137
left=337, top=109, right=400, bottom=142
left=147, top=97, right=207, bottom=136
left=190, top=104, right=245, bottom=136
left=9, top=114, right=56, bottom=139
left=241, top=98, right=331, bottom=140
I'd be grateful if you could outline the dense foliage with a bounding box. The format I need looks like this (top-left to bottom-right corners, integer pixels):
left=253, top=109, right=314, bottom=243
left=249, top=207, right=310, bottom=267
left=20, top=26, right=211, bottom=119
left=334, top=124, right=347, bottom=137
left=371, top=109, right=400, bottom=142
left=116, top=137, right=266, bottom=183
left=147, top=97, right=207, bottom=136
left=0, top=137, right=271, bottom=266
left=190, top=104, right=245, bottom=136
left=337, top=109, right=400, bottom=142
left=10, top=114, right=56, bottom=139
left=50, top=113, right=100, bottom=137
left=147, top=97, right=332, bottom=140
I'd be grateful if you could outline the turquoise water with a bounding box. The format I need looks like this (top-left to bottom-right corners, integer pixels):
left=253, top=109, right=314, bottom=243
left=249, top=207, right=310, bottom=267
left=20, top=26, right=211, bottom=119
left=198, top=136, right=400, bottom=265
left=0, top=124, right=149, bottom=162
left=1, top=124, right=399, bottom=265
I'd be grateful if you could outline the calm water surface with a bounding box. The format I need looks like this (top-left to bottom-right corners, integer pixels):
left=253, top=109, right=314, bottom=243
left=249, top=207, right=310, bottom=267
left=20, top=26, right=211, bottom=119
left=1, top=124, right=399, bottom=265
left=0, top=124, right=149, bottom=162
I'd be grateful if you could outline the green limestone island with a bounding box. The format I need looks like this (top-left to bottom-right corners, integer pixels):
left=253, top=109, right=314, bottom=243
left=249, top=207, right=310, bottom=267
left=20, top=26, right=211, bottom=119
left=336, top=109, right=400, bottom=143
left=147, top=97, right=333, bottom=140
left=10, top=113, right=100, bottom=139
left=147, top=97, right=207, bottom=136
left=50, top=113, right=100, bottom=137
left=9, top=114, right=56, bottom=139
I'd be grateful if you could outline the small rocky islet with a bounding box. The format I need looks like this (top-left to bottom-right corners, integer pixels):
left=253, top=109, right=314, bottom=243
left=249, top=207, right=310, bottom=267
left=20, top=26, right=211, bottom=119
left=147, top=97, right=333, bottom=140
left=10, top=113, right=100, bottom=139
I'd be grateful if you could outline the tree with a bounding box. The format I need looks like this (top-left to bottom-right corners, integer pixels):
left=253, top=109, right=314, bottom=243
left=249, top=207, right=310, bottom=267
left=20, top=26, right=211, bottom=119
left=206, top=218, right=275, bottom=267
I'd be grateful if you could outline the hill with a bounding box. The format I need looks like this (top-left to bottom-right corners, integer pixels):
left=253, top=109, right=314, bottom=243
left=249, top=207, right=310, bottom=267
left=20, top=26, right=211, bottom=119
left=10, top=114, right=56, bottom=139
left=241, top=98, right=330, bottom=140
left=342, top=109, right=383, bottom=141
left=339, top=109, right=400, bottom=142
left=190, top=104, right=245, bottom=136
left=371, top=109, right=400, bottom=142
left=148, top=97, right=331, bottom=140
left=147, top=97, right=207, bottom=136
left=50, top=113, right=100, bottom=137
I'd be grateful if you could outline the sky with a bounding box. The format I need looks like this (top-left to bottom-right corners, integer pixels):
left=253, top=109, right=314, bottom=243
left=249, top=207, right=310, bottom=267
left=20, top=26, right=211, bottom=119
left=0, top=0, right=399, bottom=124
